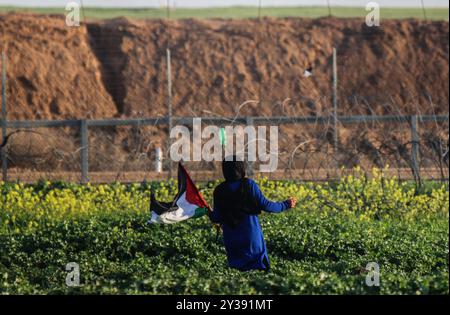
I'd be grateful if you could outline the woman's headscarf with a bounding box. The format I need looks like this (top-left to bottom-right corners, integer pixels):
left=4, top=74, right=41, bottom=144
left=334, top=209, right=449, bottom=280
left=221, top=156, right=246, bottom=182
left=213, top=156, right=261, bottom=228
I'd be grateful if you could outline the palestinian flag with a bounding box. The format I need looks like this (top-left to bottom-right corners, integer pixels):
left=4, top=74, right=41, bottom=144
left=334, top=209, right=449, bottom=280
left=148, top=163, right=210, bottom=224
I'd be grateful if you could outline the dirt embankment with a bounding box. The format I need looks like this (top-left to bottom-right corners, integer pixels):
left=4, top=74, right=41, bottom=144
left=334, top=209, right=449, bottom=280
left=0, top=13, right=448, bottom=120
left=0, top=13, right=117, bottom=120
left=0, top=13, right=448, bottom=175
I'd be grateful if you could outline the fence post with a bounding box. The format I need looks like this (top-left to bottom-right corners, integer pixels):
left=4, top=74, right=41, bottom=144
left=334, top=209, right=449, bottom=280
left=166, top=48, right=173, bottom=179
left=326, top=0, right=332, bottom=16
left=332, top=47, right=339, bottom=153
left=1, top=49, right=7, bottom=182
left=80, top=119, right=89, bottom=183
left=246, top=117, right=254, bottom=178
left=420, top=0, right=427, bottom=20
left=411, top=115, right=420, bottom=181
left=155, top=147, right=163, bottom=173
left=257, top=0, right=262, bottom=18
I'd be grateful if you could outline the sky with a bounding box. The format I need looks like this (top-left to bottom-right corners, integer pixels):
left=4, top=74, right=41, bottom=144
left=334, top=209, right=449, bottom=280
left=0, top=0, right=448, bottom=8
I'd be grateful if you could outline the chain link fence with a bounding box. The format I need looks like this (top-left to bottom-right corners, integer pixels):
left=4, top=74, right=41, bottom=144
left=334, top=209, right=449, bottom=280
left=1, top=114, right=448, bottom=183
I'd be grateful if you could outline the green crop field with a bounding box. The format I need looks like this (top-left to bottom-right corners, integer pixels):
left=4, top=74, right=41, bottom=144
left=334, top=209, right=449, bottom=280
left=0, top=169, right=448, bottom=294
left=0, top=6, right=448, bottom=21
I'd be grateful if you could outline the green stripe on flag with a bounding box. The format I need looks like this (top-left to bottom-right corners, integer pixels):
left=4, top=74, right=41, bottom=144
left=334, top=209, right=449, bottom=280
left=193, top=207, right=208, bottom=219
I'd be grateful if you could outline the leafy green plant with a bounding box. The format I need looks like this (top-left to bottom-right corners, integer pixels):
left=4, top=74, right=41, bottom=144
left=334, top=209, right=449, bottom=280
left=0, top=169, right=448, bottom=294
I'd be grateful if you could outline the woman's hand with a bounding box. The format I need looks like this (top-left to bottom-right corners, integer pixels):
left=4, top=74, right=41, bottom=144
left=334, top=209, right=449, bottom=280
left=288, top=197, right=298, bottom=209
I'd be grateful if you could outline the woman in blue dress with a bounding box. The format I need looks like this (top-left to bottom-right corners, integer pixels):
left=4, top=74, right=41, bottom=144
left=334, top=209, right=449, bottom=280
left=209, top=157, right=297, bottom=271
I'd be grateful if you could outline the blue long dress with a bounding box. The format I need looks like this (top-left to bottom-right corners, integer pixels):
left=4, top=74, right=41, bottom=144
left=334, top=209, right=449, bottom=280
left=209, top=179, right=290, bottom=271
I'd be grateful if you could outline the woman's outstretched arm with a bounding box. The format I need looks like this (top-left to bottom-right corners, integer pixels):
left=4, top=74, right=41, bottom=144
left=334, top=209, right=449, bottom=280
left=249, top=179, right=297, bottom=213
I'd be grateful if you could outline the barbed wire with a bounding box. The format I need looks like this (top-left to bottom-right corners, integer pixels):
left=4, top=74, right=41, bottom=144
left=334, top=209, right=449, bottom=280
left=0, top=1, right=447, bottom=183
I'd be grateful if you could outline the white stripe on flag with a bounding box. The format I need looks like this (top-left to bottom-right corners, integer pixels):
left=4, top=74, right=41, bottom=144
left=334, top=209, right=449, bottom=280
left=149, top=192, right=198, bottom=224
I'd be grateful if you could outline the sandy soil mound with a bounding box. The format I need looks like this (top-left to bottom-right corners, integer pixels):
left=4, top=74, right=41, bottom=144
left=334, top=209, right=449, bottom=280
left=0, top=13, right=448, bottom=120
left=0, top=13, right=116, bottom=120
left=0, top=13, right=448, bottom=174
left=86, top=16, right=449, bottom=117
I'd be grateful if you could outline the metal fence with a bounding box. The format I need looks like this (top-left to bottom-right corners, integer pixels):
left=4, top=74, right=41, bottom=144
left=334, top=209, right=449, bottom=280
left=1, top=4, right=448, bottom=183
left=1, top=113, right=448, bottom=183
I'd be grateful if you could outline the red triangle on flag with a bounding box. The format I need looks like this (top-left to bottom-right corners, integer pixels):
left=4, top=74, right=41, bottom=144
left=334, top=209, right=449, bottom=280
left=179, top=163, right=210, bottom=210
